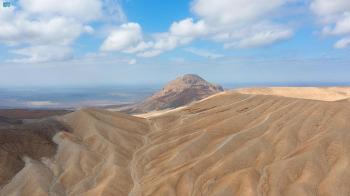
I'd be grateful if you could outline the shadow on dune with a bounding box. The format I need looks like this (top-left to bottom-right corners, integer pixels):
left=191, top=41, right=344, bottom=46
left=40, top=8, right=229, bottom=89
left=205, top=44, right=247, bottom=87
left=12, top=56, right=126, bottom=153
left=0, top=118, right=71, bottom=187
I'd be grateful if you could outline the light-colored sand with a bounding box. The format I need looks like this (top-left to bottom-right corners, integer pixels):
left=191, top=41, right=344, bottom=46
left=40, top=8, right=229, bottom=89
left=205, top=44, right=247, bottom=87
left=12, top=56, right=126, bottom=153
left=236, top=87, right=350, bottom=101
left=0, top=109, right=150, bottom=196
left=3, top=91, right=350, bottom=195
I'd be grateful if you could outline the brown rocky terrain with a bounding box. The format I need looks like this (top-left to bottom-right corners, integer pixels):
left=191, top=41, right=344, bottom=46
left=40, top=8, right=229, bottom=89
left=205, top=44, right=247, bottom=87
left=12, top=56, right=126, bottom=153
left=0, top=108, right=73, bottom=187
left=0, top=109, right=71, bottom=120
left=0, top=118, right=71, bottom=189
left=2, top=88, right=350, bottom=195
left=0, top=116, right=22, bottom=126
left=113, top=74, right=223, bottom=114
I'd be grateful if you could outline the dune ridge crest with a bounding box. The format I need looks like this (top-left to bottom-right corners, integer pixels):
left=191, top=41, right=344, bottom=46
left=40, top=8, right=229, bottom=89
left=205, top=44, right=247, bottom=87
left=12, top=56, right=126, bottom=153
left=237, top=87, right=350, bottom=101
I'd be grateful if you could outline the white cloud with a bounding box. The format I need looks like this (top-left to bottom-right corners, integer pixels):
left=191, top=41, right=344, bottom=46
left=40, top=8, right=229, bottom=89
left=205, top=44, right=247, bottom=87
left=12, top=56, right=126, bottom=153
left=310, top=0, right=350, bottom=18
left=0, top=0, right=125, bottom=63
left=170, top=18, right=208, bottom=37
left=332, top=15, right=350, bottom=35
left=124, top=41, right=153, bottom=53
left=192, top=0, right=285, bottom=25
left=20, top=0, right=103, bottom=21
left=84, top=25, right=95, bottom=34
left=100, top=23, right=143, bottom=52
left=334, top=37, right=350, bottom=49
left=0, top=13, right=85, bottom=45
left=223, top=23, right=293, bottom=48
left=101, top=0, right=294, bottom=58
left=236, top=30, right=292, bottom=48
left=321, top=14, right=350, bottom=35
left=311, top=0, right=350, bottom=48
left=9, top=45, right=73, bottom=63
left=101, top=24, right=193, bottom=57
left=185, top=47, right=223, bottom=59
left=102, top=0, right=127, bottom=23
left=152, top=33, right=192, bottom=51
left=169, top=0, right=293, bottom=50
left=0, top=0, right=107, bottom=46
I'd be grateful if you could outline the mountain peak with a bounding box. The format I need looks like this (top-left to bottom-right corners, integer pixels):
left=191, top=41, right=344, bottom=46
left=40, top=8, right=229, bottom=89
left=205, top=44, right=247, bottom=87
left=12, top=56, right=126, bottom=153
left=169, top=74, right=208, bottom=86
left=163, top=74, right=223, bottom=92
left=180, top=74, right=206, bottom=82
left=118, top=74, right=224, bottom=113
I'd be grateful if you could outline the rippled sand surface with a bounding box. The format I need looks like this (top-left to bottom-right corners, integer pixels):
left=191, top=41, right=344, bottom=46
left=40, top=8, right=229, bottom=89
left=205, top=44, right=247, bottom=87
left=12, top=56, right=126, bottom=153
left=3, top=91, right=350, bottom=196
left=237, top=87, right=350, bottom=101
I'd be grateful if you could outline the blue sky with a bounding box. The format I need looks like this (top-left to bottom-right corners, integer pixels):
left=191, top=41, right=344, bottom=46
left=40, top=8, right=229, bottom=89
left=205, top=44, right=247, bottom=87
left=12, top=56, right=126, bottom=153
left=0, top=0, right=350, bottom=87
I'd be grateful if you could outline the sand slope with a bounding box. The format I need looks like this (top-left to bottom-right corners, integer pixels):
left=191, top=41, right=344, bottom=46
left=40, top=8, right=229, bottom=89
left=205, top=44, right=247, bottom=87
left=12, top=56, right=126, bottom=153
left=237, top=87, right=350, bottom=101
left=0, top=109, right=150, bottom=196
left=3, top=92, right=350, bottom=195
left=0, top=118, right=70, bottom=189
left=131, top=93, right=350, bottom=195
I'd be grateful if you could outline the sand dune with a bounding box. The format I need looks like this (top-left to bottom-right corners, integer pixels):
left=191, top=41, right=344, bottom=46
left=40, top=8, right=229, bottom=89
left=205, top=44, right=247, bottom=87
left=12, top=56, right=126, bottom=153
left=2, top=91, right=350, bottom=195
left=0, top=109, right=149, bottom=196
left=0, top=118, right=70, bottom=189
left=237, top=87, right=350, bottom=101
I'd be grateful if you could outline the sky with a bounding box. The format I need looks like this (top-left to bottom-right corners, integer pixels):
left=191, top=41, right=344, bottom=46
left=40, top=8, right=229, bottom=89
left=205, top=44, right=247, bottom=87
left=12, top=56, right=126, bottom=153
left=0, top=0, right=350, bottom=87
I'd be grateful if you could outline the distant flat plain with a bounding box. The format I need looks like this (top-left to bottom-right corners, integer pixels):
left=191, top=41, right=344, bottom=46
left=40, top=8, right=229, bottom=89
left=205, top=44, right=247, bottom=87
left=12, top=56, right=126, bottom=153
left=2, top=82, right=350, bottom=109
left=0, top=86, right=159, bottom=109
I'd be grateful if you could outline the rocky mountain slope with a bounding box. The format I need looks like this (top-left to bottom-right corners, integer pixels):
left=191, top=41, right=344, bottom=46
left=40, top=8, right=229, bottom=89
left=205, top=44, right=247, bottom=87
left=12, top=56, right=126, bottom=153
left=115, top=74, right=223, bottom=114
